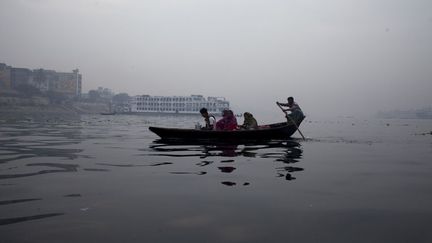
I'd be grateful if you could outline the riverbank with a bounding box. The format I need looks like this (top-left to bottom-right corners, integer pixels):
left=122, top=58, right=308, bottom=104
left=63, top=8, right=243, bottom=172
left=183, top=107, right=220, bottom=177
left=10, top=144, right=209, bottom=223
left=0, top=91, right=109, bottom=115
left=0, top=102, right=109, bottom=115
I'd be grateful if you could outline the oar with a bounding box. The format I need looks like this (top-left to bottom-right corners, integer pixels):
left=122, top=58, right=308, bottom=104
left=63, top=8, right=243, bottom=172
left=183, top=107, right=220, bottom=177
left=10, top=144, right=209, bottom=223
left=277, top=103, right=306, bottom=140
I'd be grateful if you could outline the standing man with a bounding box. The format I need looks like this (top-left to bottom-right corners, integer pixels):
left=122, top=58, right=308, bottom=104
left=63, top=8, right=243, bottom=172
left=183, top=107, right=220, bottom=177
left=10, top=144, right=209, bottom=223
left=276, top=97, right=305, bottom=123
left=199, top=108, right=216, bottom=130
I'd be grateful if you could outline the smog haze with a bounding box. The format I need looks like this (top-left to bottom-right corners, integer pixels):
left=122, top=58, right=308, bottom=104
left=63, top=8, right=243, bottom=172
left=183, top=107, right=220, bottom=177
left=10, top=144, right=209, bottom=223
left=1, top=0, right=431, bottom=118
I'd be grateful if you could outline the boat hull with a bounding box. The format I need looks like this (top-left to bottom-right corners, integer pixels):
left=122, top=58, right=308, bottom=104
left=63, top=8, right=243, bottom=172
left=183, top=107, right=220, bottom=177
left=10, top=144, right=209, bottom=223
left=149, top=122, right=301, bottom=141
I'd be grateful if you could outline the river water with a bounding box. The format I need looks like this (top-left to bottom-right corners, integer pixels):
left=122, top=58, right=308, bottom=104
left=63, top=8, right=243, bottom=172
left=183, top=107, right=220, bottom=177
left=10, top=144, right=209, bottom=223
left=1, top=114, right=432, bottom=243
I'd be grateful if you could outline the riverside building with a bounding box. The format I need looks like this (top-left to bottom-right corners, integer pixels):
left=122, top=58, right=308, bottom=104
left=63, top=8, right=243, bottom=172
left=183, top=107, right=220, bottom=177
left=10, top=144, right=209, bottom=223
left=130, top=95, right=229, bottom=114
left=0, top=63, right=82, bottom=97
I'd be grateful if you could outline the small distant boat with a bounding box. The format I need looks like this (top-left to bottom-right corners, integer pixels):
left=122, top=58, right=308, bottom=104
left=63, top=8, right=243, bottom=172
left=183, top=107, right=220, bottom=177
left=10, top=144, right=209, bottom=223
left=100, top=112, right=116, bottom=115
left=101, top=102, right=115, bottom=115
left=149, top=120, right=303, bottom=141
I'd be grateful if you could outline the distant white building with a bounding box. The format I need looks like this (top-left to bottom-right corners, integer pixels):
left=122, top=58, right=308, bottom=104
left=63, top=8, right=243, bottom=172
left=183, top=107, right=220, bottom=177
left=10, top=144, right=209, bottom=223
left=130, top=94, right=230, bottom=114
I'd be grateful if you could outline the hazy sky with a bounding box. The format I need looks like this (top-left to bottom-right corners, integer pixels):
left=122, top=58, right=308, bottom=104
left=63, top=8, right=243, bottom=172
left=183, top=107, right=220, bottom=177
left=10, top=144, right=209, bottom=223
left=1, top=0, right=431, bottom=118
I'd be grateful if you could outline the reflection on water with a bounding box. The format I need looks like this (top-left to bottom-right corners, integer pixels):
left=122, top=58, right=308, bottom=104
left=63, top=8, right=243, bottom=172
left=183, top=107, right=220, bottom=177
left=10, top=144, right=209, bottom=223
left=0, top=116, right=85, bottom=228
left=0, top=117, right=85, bottom=181
left=0, top=114, right=306, bottom=234
left=2, top=114, right=432, bottom=242
left=149, top=139, right=304, bottom=185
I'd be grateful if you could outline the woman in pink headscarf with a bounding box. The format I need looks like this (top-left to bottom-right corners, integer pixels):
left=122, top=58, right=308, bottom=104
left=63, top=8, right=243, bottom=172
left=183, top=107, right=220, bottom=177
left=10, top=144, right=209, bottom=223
left=215, top=110, right=238, bottom=131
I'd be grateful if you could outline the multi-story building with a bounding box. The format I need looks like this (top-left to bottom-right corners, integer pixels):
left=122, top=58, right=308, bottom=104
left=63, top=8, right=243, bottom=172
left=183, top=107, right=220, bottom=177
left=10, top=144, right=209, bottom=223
left=10, top=67, right=33, bottom=89
left=130, top=94, right=230, bottom=114
left=0, top=63, right=82, bottom=97
left=51, top=69, right=82, bottom=96
left=33, top=69, right=81, bottom=96
left=0, top=63, right=12, bottom=89
left=32, top=69, right=55, bottom=92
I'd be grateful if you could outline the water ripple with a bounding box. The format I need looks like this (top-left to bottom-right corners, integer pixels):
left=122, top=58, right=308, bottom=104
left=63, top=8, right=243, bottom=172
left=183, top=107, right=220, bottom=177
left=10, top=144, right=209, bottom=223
left=0, top=213, right=64, bottom=226
left=0, top=198, right=42, bottom=206
left=0, top=163, right=79, bottom=180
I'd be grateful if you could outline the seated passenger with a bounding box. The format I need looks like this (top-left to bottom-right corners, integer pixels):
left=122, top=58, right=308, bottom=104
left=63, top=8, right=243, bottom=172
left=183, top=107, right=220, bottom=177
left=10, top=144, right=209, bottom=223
left=239, top=112, right=258, bottom=130
left=199, top=107, right=216, bottom=130
left=215, top=110, right=238, bottom=130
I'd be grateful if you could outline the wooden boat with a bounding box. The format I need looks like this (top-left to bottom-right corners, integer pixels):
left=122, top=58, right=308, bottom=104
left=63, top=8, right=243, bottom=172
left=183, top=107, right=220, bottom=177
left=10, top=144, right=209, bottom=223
left=149, top=121, right=303, bottom=141
left=100, top=112, right=116, bottom=115
left=101, top=102, right=115, bottom=115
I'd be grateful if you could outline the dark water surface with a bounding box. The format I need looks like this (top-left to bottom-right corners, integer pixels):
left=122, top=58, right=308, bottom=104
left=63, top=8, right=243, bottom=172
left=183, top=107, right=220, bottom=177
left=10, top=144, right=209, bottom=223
left=1, top=114, right=432, bottom=243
